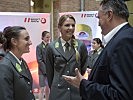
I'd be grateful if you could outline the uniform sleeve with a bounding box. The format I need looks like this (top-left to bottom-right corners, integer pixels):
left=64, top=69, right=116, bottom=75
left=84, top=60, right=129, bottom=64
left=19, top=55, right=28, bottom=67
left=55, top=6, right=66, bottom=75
left=36, top=45, right=46, bottom=75
left=45, top=44, right=54, bottom=88
left=80, top=42, right=89, bottom=75
left=0, top=64, right=14, bottom=100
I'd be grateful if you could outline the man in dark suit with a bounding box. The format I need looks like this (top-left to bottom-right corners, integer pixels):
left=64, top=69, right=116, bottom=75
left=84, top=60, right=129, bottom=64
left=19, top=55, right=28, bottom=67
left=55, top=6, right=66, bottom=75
left=63, top=0, right=133, bottom=100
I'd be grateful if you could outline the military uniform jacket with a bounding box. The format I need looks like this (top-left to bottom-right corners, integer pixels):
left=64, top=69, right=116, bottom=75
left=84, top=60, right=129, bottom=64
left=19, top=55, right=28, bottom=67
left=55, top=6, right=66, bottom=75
left=46, top=38, right=89, bottom=100
left=0, top=52, right=35, bottom=100
left=36, top=42, right=47, bottom=75
left=88, top=47, right=103, bottom=68
left=80, top=24, right=133, bottom=100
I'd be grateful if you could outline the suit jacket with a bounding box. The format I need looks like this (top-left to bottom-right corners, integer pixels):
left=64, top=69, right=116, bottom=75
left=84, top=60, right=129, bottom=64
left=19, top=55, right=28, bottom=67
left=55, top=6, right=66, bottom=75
left=46, top=38, right=89, bottom=100
left=80, top=24, right=133, bottom=100
left=36, top=42, right=47, bottom=75
left=0, top=52, right=35, bottom=100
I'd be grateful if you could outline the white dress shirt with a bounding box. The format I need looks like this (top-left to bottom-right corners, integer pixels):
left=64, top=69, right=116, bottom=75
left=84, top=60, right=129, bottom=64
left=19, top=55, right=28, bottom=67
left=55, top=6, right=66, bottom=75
left=103, top=22, right=128, bottom=46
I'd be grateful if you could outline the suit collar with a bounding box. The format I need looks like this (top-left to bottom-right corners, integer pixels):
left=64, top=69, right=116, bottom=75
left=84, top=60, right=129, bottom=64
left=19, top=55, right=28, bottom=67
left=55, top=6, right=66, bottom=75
left=103, top=22, right=128, bottom=46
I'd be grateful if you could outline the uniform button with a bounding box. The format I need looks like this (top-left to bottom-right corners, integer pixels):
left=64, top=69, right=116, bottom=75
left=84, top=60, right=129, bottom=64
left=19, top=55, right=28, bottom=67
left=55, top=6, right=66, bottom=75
left=67, top=88, right=70, bottom=90
left=67, top=71, right=69, bottom=73
left=58, top=84, right=61, bottom=87
left=67, top=62, right=69, bottom=65
left=30, top=90, right=32, bottom=93
left=28, top=82, right=30, bottom=85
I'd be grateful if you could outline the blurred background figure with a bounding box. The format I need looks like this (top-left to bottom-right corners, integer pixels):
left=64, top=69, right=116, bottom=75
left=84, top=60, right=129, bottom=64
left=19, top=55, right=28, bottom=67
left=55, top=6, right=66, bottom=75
left=88, top=38, right=104, bottom=68
left=0, top=31, right=6, bottom=60
left=36, top=31, right=51, bottom=100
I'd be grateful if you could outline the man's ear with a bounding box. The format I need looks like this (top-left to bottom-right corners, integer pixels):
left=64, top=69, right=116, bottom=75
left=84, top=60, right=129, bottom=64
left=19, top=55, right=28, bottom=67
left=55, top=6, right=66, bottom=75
left=107, top=10, right=113, bottom=21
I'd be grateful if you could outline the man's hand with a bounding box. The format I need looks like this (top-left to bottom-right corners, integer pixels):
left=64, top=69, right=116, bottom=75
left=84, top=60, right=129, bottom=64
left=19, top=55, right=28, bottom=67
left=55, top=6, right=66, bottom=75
left=62, top=68, right=85, bottom=88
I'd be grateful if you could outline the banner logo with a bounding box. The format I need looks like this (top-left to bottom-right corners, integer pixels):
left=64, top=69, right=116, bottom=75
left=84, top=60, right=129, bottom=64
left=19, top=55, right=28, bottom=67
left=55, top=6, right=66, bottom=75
left=81, top=13, right=98, bottom=18
left=24, top=17, right=46, bottom=24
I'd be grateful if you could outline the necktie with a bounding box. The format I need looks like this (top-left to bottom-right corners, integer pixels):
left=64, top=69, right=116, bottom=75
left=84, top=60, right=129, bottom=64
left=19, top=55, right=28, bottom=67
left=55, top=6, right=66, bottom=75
left=64, top=42, right=70, bottom=58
